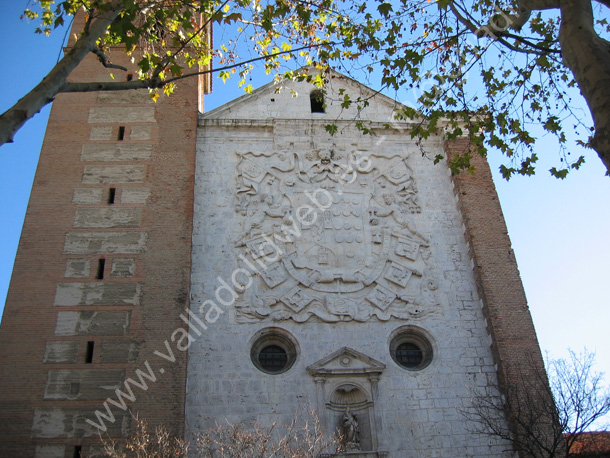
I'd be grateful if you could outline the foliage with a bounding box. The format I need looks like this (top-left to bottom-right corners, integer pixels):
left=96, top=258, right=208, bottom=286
left=9, top=0, right=610, bottom=177
left=101, top=417, right=188, bottom=458
left=195, top=410, right=338, bottom=457
left=551, top=350, right=610, bottom=453
left=466, top=349, right=610, bottom=458
left=101, top=409, right=340, bottom=458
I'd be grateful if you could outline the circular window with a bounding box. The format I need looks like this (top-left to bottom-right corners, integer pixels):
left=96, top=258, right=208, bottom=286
left=250, top=328, right=298, bottom=374
left=389, top=326, right=433, bottom=371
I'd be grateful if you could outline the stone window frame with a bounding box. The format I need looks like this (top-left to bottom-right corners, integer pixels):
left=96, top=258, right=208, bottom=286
left=388, top=325, right=435, bottom=371
left=249, top=327, right=299, bottom=375
left=310, top=90, right=325, bottom=113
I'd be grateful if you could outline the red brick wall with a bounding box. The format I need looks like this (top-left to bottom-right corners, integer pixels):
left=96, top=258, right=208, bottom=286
left=0, top=33, right=205, bottom=457
left=446, top=138, right=551, bottom=455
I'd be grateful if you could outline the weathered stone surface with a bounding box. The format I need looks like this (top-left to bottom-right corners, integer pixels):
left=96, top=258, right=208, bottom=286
left=64, top=259, right=91, bottom=278
left=64, top=232, right=148, bottom=254
left=55, top=311, right=131, bottom=336
left=121, top=188, right=150, bottom=204
left=34, top=445, right=66, bottom=458
left=82, top=165, right=147, bottom=184
left=54, top=282, right=141, bottom=306
left=110, top=258, right=136, bottom=278
left=73, top=188, right=102, bottom=204
left=31, top=407, right=128, bottom=438
left=44, top=369, right=124, bottom=400
left=74, top=208, right=142, bottom=228
left=322, top=452, right=388, bottom=458
left=100, top=341, right=140, bottom=363
left=81, top=144, right=153, bottom=162
left=229, top=149, right=428, bottom=323
left=129, top=125, right=152, bottom=141
left=88, top=106, right=155, bottom=123
left=97, top=90, right=152, bottom=104
left=89, top=125, right=113, bottom=141
left=187, top=72, right=513, bottom=457
left=43, top=342, right=80, bottom=363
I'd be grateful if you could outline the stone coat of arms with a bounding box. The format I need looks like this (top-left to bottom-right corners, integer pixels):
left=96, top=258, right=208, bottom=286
left=232, top=149, right=439, bottom=323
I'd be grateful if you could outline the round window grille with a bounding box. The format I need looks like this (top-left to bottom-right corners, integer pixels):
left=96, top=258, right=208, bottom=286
left=258, top=345, right=288, bottom=373
left=389, top=327, right=433, bottom=371
left=250, top=329, right=298, bottom=375
left=395, top=342, right=424, bottom=368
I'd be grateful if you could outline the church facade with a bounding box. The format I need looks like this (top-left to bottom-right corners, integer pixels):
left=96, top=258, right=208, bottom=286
left=0, top=39, right=546, bottom=457
left=186, top=71, right=519, bottom=457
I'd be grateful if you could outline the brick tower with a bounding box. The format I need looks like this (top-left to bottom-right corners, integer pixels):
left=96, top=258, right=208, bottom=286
left=0, top=15, right=210, bottom=458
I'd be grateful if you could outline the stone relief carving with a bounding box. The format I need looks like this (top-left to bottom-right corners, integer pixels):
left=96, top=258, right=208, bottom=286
left=232, top=149, right=440, bottom=323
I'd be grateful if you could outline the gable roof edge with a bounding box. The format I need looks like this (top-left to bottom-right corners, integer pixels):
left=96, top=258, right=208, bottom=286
left=200, top=67, right=409, bottom=120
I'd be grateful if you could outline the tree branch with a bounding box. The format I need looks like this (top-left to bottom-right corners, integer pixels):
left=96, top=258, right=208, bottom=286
left=497, top=31, right=561, bottom=54
left=449, top=2, right=560, bottom=55
left=60, top=41, right=337, bottom=97
left=474, top=0, right=560, bottom=39
left=91, top=47, right=128, bottom=71
left=519, top=0, right=560, bottom=8
left=61, top=78, right=162, bottom=93
left=0, top=1, right=125, bottom=146
left=558, top=0, right=610, bottom=170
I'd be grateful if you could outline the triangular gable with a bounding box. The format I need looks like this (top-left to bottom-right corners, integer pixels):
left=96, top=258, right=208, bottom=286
left=307, top=347, right=385, bottom=377
left=202, top=67, right=407, bottom=123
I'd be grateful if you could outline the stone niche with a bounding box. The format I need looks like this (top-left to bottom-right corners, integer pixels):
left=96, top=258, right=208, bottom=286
left=308, top=347, right=389, bottom=457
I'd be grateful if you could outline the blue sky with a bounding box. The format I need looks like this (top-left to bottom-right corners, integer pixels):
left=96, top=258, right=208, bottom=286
left=1, top=1, right=609, bottom=382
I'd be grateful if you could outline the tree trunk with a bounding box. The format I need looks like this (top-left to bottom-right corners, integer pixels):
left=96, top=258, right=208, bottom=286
left=0, top=5, right=123, bottom=147
left=559, top=0, right=610, bottom=172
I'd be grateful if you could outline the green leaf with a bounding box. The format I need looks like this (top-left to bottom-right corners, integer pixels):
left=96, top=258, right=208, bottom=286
left=550, top=167, right=569, bottom=179
left=378, top=3, right=392, bottom=17
left=325, top=124, right=338, bottom=135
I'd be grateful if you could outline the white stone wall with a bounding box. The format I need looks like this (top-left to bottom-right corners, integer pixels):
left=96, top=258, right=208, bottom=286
left=187, top=75, right=512, bottom=457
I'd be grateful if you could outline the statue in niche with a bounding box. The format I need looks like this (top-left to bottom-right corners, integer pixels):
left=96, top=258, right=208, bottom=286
left=341, top=408, right=361, bottom=451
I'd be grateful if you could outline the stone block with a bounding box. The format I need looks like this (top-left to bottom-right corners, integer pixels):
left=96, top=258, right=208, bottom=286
left=54, top=282, right=141, bottom=306
left=97, top=90, right=152, bottom=104
left=129, top=125, right=152, bottom=140
left=34, top=445, right=66, bottom=458
left=81, top=144, right=152, bottom=162
left=64, top=259, right=91, bottom=278
left=73, top=188, right=102, bottom=204
left=89, top=125, right=113, bottom=140
left=43, top=342, right=80, bottom=364
left=88, top=106, right=155, bottom=123
left=82, top=165, right=147, bottom=184
left=55, top=311, right=131, bottom=336
left=64, top=232, right=148, bottom=254
left=44, top=369, right=124, bottom=400
left=73, top=208, right=142, bottom=228
left=121, top=188, right=150, bottom=204
left=110, top=258, right=136, bottom=278
left=31, top=407, right=128, bottom=438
